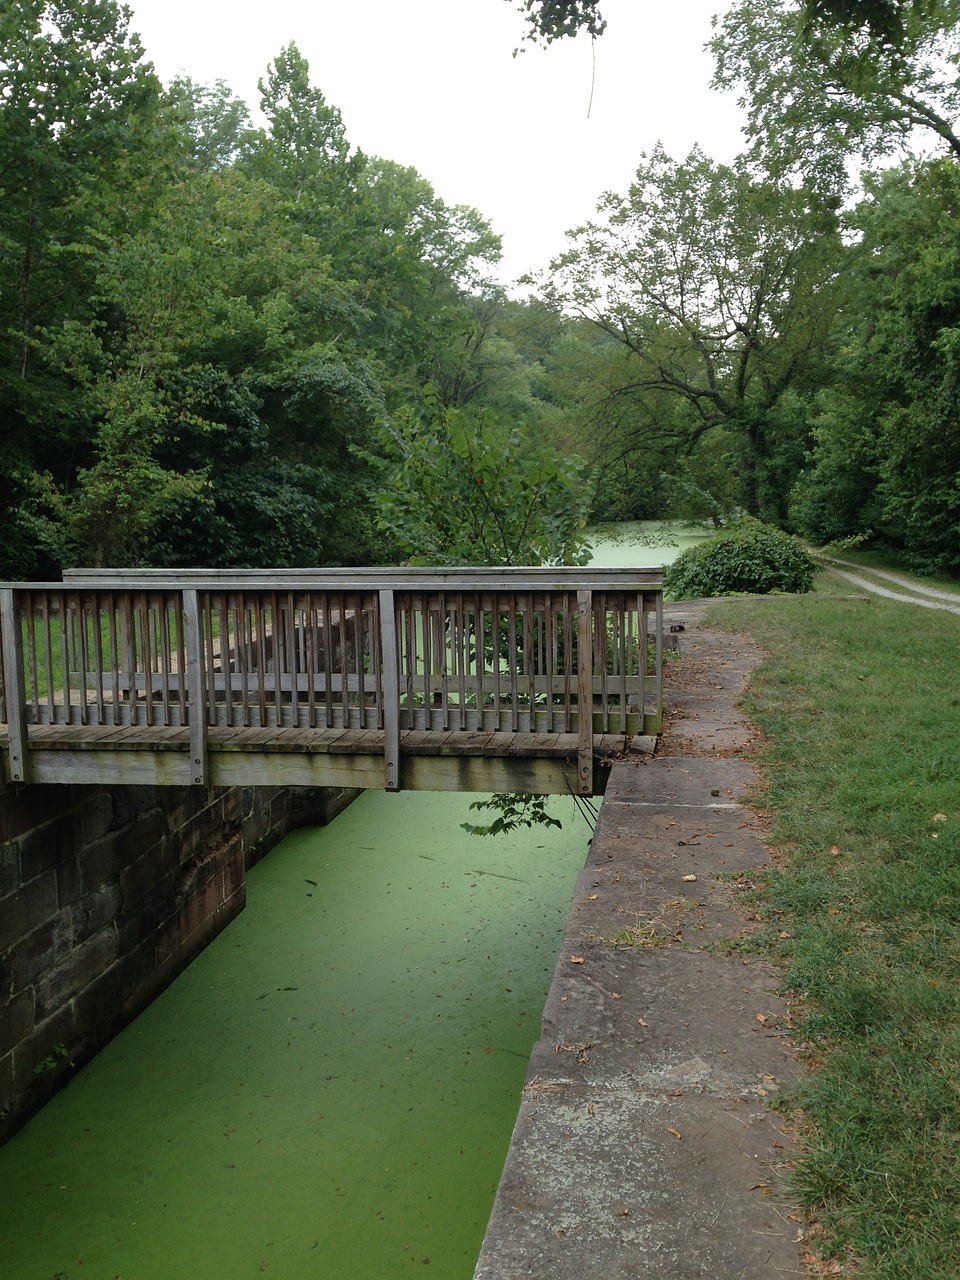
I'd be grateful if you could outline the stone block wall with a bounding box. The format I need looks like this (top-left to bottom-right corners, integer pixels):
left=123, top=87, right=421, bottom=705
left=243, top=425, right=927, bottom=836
left=0, top=781, right=357, bottom=1144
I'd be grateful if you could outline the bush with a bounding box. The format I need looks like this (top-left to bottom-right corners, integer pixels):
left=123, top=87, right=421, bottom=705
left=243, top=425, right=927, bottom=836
left=663, top=519, right=815, bottom=599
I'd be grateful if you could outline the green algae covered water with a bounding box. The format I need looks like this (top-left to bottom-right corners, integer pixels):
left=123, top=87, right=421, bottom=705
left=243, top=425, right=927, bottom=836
left=0, top=791, right=589, bottom=1279
left=586, top=520, right=708, bottom=568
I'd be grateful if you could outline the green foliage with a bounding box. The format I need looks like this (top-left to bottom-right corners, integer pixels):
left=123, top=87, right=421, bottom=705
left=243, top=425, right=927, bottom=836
left=461, top=793, right=563, bottom=836
left=801, top=0, right=942, bottom=45
left=663, top=519, right=815, bottom=598
left=0, top=21, right=517, bottom=574
left=512, top=0, right=605, bottom=45
left=165, top=76, right=251, bottom=173
left=787, top=383, right=883, bottom=546
left=0, top=0, right=168, bottom=575
left=32, top=1044, right=69, bottom=1077
left=711, top=0, right=960, bottom=189
left=791, top=160, right=960, bottom=573
left=362, top=386, right=593, bottom=567
left=539, top=145, right=841, bottom=523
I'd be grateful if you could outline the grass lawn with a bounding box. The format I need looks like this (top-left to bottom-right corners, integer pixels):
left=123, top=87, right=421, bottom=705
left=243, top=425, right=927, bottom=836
left=708, top=578, right=960, bottom=1280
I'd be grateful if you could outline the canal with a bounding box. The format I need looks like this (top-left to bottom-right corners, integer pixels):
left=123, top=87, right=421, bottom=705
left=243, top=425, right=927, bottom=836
left=0, top=792, right=590, bottom=1279
left=0, top=525, right=701, bottom=1279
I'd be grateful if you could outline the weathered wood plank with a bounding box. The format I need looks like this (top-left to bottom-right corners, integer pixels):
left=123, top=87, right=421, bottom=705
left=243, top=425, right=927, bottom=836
left=183, top=589, right=207, bottom=786
left=576, top=589, right=593, bottom=794
left=327, top=729, right=385, bottom=755
left=379, top=589, right=400, bottom=791
left=58, top=567, right=664, bottom=591
left=1, top=588, right=30, bottom=781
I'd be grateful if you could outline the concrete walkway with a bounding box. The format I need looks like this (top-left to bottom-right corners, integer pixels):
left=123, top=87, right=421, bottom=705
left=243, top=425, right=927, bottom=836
left=475, top=602, right=805, bottom=1279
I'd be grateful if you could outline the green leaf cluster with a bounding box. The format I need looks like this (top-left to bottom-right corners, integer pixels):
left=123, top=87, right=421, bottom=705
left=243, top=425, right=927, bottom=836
left=362, top=386, right=593, bottom=568
left=663, top=519, right=816, bottom=598
left=0, top=8, right=527, bottom=573
left=461, top=793, right=563, bottom=836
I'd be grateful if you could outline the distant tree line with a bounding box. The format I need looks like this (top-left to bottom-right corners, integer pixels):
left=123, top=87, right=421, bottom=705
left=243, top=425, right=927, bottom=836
left=1, top=1, right=592, bottom=574
left=522, top=0, right=960, bottom=575
left=3, top=0, right=960, bottom=577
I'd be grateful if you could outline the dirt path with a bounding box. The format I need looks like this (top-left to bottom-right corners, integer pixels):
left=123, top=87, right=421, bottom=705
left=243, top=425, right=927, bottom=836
left=815, top=553, right=960, bottom=615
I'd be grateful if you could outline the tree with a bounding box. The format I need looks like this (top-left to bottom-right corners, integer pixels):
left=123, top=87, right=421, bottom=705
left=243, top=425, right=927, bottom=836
left=510, top=0, right=606, bottom=44
left=792, top=159, right=960, bottom=572
left=165, top=76, right=251, bottom=174
left=538, top=145, right=842, bottom=522
left=711, top=0, right=960, bottom=188
left=509, top=0, right=942, bottom=48
left=362, top=386, right=592, bottom=566
left=0, top=0, right=166, bottom=575
left=801, top=0, right=944, bottom=45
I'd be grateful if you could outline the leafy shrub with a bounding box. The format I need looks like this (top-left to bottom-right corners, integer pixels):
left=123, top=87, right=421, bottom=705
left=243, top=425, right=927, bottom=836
left=663, top=519, right=815, bottom=598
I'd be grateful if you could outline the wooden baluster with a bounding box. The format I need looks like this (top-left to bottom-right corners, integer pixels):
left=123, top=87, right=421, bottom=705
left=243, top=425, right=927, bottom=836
left=183, top=589, right=207, bottom=786
left=577, top=589, right=593, bottom=795
left=59, top=592, right=73, bottom=725
left=158, top=594, right=173, bottom=727
left=522, top=594, right=535, bottom=731
left=284, top=591, right=297, bottom=728
left=568, top=592, right=577, bottom=732
left=24, top=594, right=41, bottom=724
left=257, top=595, right=271, bottom=728
left=1, top=588, right=29, bottom=782
left=457, top=596, right=466, bottom=730
left=508, top=597, right=519, bottom=732
left=367, top=595, right=381, bottom=731
left=39, top=593, right=53, bottom=727
left=379, top=589, right=400, bottom=791
left=90, top=592, right=105, bottom=726
left=352, top=593, right=364, bottom=728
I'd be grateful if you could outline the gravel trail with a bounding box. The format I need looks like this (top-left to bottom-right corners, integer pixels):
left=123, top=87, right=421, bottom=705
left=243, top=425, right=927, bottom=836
left=816, top=554, right=960, bottom=615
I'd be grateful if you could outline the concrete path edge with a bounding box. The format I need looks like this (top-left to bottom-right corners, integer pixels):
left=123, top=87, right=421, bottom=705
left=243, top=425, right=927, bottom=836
left=474, top=602, right=805, bottom=1279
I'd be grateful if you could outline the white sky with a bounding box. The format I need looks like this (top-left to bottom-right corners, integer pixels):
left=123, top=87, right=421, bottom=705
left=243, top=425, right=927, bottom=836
left=124, top=0, right=743, bottom=288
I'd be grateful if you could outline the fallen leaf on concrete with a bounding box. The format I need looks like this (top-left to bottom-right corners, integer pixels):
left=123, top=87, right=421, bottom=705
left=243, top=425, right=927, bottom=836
left=667, top=1127, right=682, bottom=1141
left=569, top=955, right=585, bottom=964
left=587, top=893, right=598, bottom=900
left=638, top=1018, right=650, bottom=1027
left=755, top=1013, right=768, bottom=1025
left=611, top=991, right=621, bottom=999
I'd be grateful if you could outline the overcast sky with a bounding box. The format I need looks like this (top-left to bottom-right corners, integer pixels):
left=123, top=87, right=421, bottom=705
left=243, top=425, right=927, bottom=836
left=124, top=0, right=743, bottom=287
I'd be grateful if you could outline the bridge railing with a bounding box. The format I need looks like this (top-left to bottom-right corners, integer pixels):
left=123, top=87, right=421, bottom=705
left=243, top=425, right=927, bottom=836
left=1, top=568, right=663, bottom=791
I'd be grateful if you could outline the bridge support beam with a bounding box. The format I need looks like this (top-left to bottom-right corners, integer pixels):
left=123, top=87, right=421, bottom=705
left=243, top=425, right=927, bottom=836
left=5, top=740, right=621, bottom=796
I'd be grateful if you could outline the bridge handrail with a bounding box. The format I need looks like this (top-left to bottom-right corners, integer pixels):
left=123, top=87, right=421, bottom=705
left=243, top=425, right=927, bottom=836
left=1, top=569, right=663, bottom=793
left=55, top=566, right=663, bottom=590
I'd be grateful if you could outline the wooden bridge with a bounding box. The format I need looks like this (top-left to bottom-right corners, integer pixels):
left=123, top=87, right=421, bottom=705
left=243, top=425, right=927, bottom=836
left=0, top=568, right=663, bottom=796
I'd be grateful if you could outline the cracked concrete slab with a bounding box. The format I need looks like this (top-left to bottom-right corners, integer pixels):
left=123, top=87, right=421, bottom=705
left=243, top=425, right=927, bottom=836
left=475, top=1089, right=801, bottom=1280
